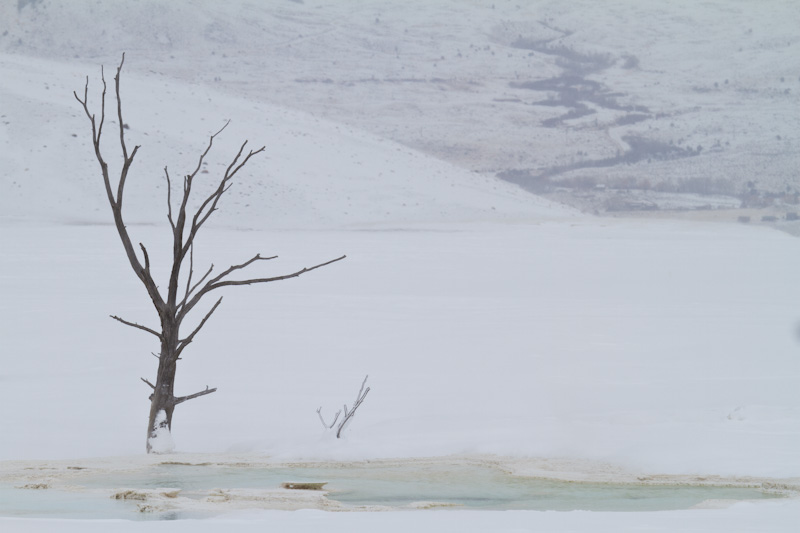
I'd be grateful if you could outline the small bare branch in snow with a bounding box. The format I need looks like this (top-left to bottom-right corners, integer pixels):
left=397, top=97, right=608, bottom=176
left=316, top=406, right=341, bottom=430
left=317, top=375, right=370, bottom=438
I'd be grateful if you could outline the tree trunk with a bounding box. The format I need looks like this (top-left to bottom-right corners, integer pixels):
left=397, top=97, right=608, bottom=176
left=146, top=320, right=179, bottom=453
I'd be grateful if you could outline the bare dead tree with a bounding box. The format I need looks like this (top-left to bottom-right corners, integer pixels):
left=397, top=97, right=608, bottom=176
left=74, top=54, right=345, bottom=453
left=317, top=375, right=370, bottom=438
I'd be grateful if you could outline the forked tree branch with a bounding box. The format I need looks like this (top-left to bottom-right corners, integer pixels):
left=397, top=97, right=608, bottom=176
left=176, top=296, right=223, bottom=357
left=200, top=253, right=278, bottom=292
left=179, top=254, right=345, bottom=320
left=182, top=142, right=266, bottom=257
left=74, top=53, right=165, bottom=314
left=165, top=123, right=264, bottom=312
left=139, top=243, right=151, bottom=273
left=180, top=263, right=215, bottom=312
left=165, top=166, right=176, bottom=231
left=169, top=122, right=230, bottom=253
left=185, top=121, right=229, bottom=189
left=113, top=54, right=140, bottom=209
left=210, top=254, right=347, bottom=291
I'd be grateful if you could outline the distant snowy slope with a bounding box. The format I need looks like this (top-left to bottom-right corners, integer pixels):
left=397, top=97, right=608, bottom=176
left=0, top=54, right=575, bottom=229
left=3, top=0, right=797, bottom=206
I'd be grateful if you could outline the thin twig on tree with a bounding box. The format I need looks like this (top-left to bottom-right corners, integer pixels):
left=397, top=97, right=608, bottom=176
left=183, top=242, right=194, bottom=305
left=173, top=386, right=217, bottom=406
left=178, top=254, right=344, bottom=321
left=139, top=243, right=151, bottom=273
left=203, top=254, right=345, bottom=293
left=207, top=253, right=279, bottom=287
left=111, top=315, right=163, bottom=339
left=165, top=166, right=175, bottom=230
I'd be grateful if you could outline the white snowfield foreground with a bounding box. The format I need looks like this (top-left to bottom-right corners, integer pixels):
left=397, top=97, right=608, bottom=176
left=2, top=222, right=798, bottom=472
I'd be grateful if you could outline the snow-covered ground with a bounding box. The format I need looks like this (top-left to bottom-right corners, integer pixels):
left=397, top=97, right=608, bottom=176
left=1, top=0, right=799, bottom=530
left=2, top=220, right=799, bottom=474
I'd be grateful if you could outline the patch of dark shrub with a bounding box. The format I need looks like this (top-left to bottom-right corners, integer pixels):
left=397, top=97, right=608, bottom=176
left=542, top=104, right=596, bottom=127
left=497, top=169, right=553, bottom=193
left=654, top=177, right=736, bottom=196
left=622, top=55, right=640, bottom=69
left=605, top=197, right=658, bottom=212
left=616, top=113, right=650, bottom=125
left=510, top=39, right=613, bottom=73
left=497, top=135, right=699, bottom=194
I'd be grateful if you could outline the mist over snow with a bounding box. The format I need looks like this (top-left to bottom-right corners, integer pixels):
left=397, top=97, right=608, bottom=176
left=0, top=1, right=799, bottom=530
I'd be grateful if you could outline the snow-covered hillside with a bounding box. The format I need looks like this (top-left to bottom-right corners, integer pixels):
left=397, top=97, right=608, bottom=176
left=2, top=0, right=798, bottom=215
left=0, top=53, right=573, bottom=228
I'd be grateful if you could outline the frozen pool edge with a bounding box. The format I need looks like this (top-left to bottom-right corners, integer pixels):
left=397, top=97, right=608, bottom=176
left=1, top=453, right=797, bottom=519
